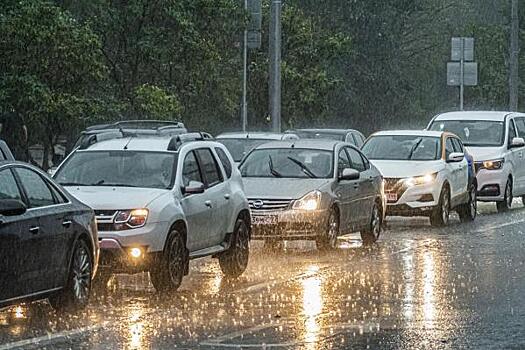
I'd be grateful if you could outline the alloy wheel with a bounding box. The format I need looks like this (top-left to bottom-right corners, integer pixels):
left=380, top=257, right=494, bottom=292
left=72, top=245, right=91, bottom=303
left=168, top=236, right=185, bottom=284
left=327, top=210, right=339, bottom=248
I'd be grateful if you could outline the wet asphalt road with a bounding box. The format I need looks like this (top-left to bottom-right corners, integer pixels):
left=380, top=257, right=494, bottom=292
left=1, top=202, right=525, bottom=350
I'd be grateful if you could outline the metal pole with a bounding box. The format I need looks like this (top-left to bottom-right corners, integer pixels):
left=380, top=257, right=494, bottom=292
left=460, top=38, right=464, bottom=111
left=241, top=0, right=248, bottom=131
left=510, top=0, right=519, bottom=111
left=269, top=0, right=282, bottom=133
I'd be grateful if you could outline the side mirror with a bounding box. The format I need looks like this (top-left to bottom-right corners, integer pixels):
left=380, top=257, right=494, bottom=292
left=339, top=168, right=360, bottom=181
left=448, top=152, right=464, bottom=162
left=510, top=137, right=525, bottom=148
left=182, top=181, right=205, bottom=195
left=0, top=199, right=27, bottom=217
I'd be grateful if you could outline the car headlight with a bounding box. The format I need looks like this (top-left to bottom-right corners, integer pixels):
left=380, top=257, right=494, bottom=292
left=292, top=190, right=322, bottom=211
left=479, top=159, right=504, bottom=171
left=115, top=209, right=149, bottom=229
left=404, top=173, right=437, bottom=187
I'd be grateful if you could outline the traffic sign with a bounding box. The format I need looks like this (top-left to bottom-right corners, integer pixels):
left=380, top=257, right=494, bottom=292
left=451, top=37, right=474, bottom=61
left=447, top=62, right=478, bottom=86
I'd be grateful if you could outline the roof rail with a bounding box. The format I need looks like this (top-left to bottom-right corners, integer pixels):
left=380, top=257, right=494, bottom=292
left=78, top=131, right=123, bottom=150
left=167, top=132, right=213, bottom=151
left=85, top=120, right=185, bottom=132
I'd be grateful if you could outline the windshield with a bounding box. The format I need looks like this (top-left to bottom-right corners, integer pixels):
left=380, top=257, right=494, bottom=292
left=240, top=148, right=333, bottom=178
left=363, top=135, right=441, bottom=161
left=429, top=120, right=505, bottom=147
left=55, top=151, right=177, bottom=189
left=217, top=139, right=273, bottom=162
left=293, top=131, right=345, bottom=141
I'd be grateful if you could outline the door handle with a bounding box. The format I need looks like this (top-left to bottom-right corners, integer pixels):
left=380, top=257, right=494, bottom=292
left=29, top=226, right=40, bottom=234
left=205, top=200, right=212, bottom=207
left=224, top=194, right=231, bottom=200
left=62, top=220, right=72, bottom=228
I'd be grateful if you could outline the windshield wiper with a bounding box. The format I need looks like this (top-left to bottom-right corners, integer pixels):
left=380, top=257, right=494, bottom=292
left=268, top=155, right=282, bottom=178
left=287, top=157, right=318, bottom=178
left=59, top=182, right=89, bottom=186
left=96, top=183, right=138, bottom=188
left=407, top=138, right=423, bottom=160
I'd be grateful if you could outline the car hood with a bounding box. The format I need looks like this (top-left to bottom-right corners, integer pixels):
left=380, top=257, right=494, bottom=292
left=242, top=178, right=332, bottom=200
left=64, top=186, right=169, bottom=210
left=370, top=160, right=444, bottom=178
left=464, top=146, right=504, bottom=162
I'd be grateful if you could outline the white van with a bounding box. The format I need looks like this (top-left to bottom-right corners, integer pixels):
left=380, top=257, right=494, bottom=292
left=428, top=111, right=525, bottom=212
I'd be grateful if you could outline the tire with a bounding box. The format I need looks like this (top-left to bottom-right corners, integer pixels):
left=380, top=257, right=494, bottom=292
left=315, top=207, right=339, bottom=251
left=219, top=217, right=250, bottom=278
left=496, top=179, right=513, bottom=213
left=458, top=184, right=477, bottom=222
left=150, top=230, right=187, bottom=293
left=49, top=239, right=93, bottom=312
left=361, top=203, right=382, bottom=245
left=430, top=186, right=450, bottom=227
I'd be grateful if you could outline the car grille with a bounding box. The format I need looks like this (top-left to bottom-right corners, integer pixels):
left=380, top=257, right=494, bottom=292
left=384, top=178, right=408, bottom=203
left=94, top=210, right=118, bottom=231
left=248, top=199, right=292, bottom=212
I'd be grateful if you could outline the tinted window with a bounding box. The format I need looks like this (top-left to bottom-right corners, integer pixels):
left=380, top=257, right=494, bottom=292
left=338, top=148, right=351, bottom=176
left=215, top=147, right=233, bottom=178
left=196, top=149, right=223, bottom=187
left=0, top=169, right=22, bottom=201
left=15, top=168, right=55, bottom=208
left=346, top=147, right=366, bottom=172
left=514, top=118, right=525, bottom=137
left=182, top=151, right=203, bottom=187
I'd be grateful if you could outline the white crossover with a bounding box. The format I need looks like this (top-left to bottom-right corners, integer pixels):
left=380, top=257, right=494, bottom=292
left=362, top=130, right=476, bottom=226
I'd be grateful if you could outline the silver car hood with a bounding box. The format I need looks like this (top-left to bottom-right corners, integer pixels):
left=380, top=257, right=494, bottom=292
left=64, top=186, right=169, bottom=210
left=242, top=177, right=331, bottom=200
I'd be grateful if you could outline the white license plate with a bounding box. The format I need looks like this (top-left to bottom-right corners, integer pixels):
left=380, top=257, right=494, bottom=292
left=252, top=215, right=278, bottom=226
left=386, top=193, right=398, bottom=202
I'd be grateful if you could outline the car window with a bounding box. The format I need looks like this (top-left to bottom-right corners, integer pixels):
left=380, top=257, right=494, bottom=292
left=508, top=120, right=517, bottom=144
left=360, top=153, right=371, bottom=170
left=515, top=118, right=525, bottom=137
left=451, top=138, right=463, bottom=153
left=15, top=167, right=56, bottom=208
left=345, top=134, right=357, bottom=146
left=196, top=149, right=223, bottom=187
left=338, top=148, right=351, bottom=176
left=445, top=138, right=455, bottom=159
left=182, top=151, right=203, bottom=187
left=0, top=169, right=22, bottom=201
left=215, top=147, right=233, bottom=179
left=346, top=147, right=366, bottom=172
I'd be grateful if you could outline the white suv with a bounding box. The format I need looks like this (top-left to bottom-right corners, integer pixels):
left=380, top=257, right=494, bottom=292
left=362, top=130, right=476, bottom=226
left=428, top=111, right=525, bottom=212
left=54, top=132, right=251, bottom=292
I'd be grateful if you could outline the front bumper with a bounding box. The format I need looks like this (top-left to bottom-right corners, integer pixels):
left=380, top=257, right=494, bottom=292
left=98, top=239, right=161, bottom=273
left=475, top=168, right=506, bottom=201
left=251, top=209, right=329, bottom=240
left=385, top=180, right=441, bottom=216
left=97, top=221, right=170, bottom=253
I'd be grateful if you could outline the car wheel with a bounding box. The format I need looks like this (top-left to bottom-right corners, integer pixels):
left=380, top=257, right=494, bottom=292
left=315, top=207, right=339, bottom=251
left=496, top=179, right=513, bottom=213
left=430, top=186, right=450, bottom=227
left=49, top=239, right=92, bottom=312
left=459, top=184, right=477, bottom=222
left=150, top=230, right=187, bottom=293
left=219, top=217, right=250, bottom=278
left=361, top=203, right=382, bottom=245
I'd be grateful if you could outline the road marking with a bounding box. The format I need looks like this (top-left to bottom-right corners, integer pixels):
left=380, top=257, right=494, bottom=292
left=0, top=323, right=105, bottom=350
left=474, top=217, right=525, bottom=234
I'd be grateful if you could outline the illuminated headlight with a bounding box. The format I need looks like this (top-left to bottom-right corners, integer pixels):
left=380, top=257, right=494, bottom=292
left=115, top=209, right=149, bottom=229
left=404, top=173, right=437, bottom=187
left=479, top=159, right=504, bottom=171
left=292, top=190, right=322, bottom=211
left=129, top=247, right=143, bottom=259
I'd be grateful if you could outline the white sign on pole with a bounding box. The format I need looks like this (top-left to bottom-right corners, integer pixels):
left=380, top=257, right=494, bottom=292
left=447, top=62, right=478, bottom=86
left=451, top=37, right=474, bottom=61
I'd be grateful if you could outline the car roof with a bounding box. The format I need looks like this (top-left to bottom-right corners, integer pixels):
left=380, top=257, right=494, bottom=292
left=292, top=128, right=357, bottom=134
left=253, top=139, right=344, bottom=151
left=216, top=132, right=292, bottom=140
left=431, top=111, right=524, bottom=122
left=80, top=136, right=220, bottom=153
left=371, top=130, right=444, bottom=138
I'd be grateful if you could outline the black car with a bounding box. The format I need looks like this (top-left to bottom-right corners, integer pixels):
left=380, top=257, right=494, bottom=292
left=0, top=140, right=14, bottom=161
left=0, top=161, right=99, bottom=312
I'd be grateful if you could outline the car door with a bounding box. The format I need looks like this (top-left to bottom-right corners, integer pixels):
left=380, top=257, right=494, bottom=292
left=444, top=137, right=460, bottom=199
left=195, top=148, right=229, bottom=246
left=506, top=119, right=521, bottom=195
left=179, top=150, right=213, bottom=252
left=334, top=147, right=357, bottom=231
left=14, top=166, right=66, bottom=291
left=345, top=147, right=371, bottom=224
left=0, top=168, right=37, bottom=301
left=451, top=138, right=469, bottom=197
left=512, top=117, right=525, bottom=194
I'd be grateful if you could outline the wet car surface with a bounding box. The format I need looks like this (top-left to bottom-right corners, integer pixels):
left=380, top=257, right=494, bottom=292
left=1, top=202, right=524, bottom=349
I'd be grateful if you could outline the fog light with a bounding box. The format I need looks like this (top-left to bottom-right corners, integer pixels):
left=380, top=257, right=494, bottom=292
left=130, top=247, right=143, bottom=259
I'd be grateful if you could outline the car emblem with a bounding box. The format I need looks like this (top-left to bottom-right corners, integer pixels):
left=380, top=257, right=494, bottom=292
left=253, top=200, right=264, bottom=209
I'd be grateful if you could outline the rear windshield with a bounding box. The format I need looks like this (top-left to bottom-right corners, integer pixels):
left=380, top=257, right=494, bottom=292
left=216, top=138, right=273, bottom=162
